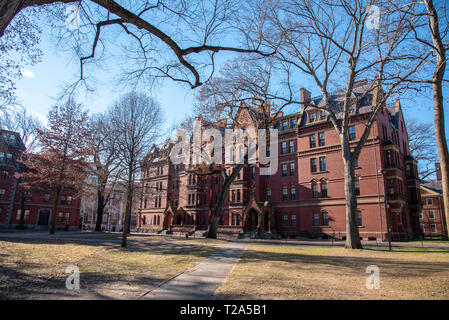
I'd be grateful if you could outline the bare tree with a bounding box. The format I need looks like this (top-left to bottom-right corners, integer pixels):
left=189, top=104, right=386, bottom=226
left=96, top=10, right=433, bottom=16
left=87, top=112, right=121, bottom=232
left=1, top=106, right=41, bottom=152
left=194, top=58, right=292, bottom=238
left=407, top=118, right=439, bottom=180
left=408, top=0, right=449, bottom=241
left=107, top=91, right=164, bottom=247
left=0, top=0, right=272, bottom=100
left=211, top=0, right=430, bottom=248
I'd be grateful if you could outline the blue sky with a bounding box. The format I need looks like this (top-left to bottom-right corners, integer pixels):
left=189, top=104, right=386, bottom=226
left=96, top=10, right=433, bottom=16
left=14, top=30, right=449, bottom=143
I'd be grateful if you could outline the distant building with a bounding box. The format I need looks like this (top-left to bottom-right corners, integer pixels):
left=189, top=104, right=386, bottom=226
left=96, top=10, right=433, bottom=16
left=419, top=164, right=447, bottom=237
left=136, top=80, right=421, bottom=241
left=0, top=130, right=81, bottom=231
left=81, top=181, right=138, bottom=232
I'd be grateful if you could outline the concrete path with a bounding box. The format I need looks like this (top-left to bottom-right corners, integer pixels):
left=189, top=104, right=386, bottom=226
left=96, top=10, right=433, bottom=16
left=141, top=243, right=246, bottom=300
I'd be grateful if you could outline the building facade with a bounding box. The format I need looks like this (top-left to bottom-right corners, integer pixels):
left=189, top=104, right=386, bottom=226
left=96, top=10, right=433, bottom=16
left=419, top=164, right=447, bottom=237
left=0, top=130, right=81, bottom=231
left=137, top=81, right=422, bottom=240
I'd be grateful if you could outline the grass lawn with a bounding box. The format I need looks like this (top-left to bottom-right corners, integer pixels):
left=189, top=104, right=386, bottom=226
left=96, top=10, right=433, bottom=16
left=0, top=237, right=217, bottom=300
left=217, top=245, right=449, bottom=300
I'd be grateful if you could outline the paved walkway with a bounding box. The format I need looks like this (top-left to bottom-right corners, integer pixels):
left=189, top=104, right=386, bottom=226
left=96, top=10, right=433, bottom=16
left=140, top=243, right=246, bottom=300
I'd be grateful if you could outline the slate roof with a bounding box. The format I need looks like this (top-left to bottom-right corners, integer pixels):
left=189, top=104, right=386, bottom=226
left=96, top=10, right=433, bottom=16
left=421, top=180, right=443, bottom=194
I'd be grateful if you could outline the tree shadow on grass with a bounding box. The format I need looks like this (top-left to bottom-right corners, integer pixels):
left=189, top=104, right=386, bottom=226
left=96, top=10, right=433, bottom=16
left=239, top=248, right=449, bottom=279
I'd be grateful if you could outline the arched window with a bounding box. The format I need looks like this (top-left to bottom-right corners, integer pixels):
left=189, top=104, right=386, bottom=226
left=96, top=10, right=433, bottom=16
left=321, top=181, right=328, bottom=198
left=312, top=181, right=318, bottom=199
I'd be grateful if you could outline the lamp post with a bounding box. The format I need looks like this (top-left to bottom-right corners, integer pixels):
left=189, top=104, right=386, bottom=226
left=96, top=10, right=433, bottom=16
left=379, top=169, right=392, bottom=251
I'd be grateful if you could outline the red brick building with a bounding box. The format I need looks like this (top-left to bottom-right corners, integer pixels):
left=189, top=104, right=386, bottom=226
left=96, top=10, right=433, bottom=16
left=419, top=164, right=447, bottom=237
left=0, top=130, right=81, bottom=231
left=137, top=81, right=421, bottom=241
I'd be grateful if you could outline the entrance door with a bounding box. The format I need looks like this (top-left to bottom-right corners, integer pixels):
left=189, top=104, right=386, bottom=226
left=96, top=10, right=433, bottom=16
left=38, top=210, right=50, bottom=226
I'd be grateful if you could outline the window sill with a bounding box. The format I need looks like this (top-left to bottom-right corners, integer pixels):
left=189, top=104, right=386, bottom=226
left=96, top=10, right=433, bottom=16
left=311, top=171, right=328, bottom=175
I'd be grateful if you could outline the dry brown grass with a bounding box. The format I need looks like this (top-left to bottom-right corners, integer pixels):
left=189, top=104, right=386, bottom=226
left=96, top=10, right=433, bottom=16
left=0, top=238, right=216, bottom=300
left=217, top=246, right=449, bottom=300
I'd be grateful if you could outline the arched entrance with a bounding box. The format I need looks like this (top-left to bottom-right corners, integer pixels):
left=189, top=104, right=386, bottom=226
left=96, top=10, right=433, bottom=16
left=246, top=208, right=259, bottom=232
left=176, top=214, right=182, bottom=225
left=38, top=210, right=50, bottom=226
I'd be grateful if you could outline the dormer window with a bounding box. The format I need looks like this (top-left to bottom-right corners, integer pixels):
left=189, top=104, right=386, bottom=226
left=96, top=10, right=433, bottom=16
left=282, top=120, right=288, bottom=130
left=309, top=112, right=316, bottom=123
left=291, top=118, right=297, bottom=127
left=320, top=111, right=326, bottom=120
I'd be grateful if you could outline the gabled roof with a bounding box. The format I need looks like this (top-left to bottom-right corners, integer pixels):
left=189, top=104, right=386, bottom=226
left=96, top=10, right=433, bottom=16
left=421, top=180, right=443, bottom=194
left=299, top=82, right=376, bottom=128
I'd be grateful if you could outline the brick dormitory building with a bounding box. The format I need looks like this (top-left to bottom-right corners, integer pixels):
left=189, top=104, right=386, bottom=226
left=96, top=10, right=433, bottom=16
left=0, top=130, right=81, bottom=231
left=137, top=80, right=425, bottom=241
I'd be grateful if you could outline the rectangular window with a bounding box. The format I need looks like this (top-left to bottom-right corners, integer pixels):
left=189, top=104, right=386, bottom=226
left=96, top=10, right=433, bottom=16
left=309, top=135, right=316, bottom=148
left=67, top=196, right=73, bottom=206
left=282, top=187, right=288, bottom=201
left=1, top=170, right=8, bottom=181
left=419, top=211, right=423, bottom=219
left=65, top=212, right=70, bottom=224
left=290, top=162, right=295, bottom=176
left=430, top=224, right=437, bottom=233
left=426, top=198, right=433, bottom=205
left=386, top=150, right=393, bottom=166
left=289, top=140, right=295, bottom=153
left=281, top=141, right=287, bottom=154
left=349, top=126, right=356, bottom=141
left=282, top=214, right=288, bottom=226
left=320, top=111, right=326, bottom=120
left=291, top=118, right=297, bottom=128
left=282, top=120, right=288, bottom=131
left=355, top=181, right=360, bottom=196
left=357, top=211, right=363, bottom=226
left=310, top=158, right=317, bottom=173
left=318, top=132, right=325, bottom=146
left=312, top=184, right=318, bottom=199
left=290, top=186, right=296, bottom=200
left=237, top=189, right=241, bottom=202
left=428, top=210, right=435, bottom=219
left=322, top=212, right=329, bottom=226
left=282, top=164, right=287, bottom=177
left=321, top=182, right=328, bottom=198
left=291, top=214, right=296, bottom=226
left=58, top=212, right=64, bottom=223
left=319, top=157, right=326, bottom=171
left=267, top=189, right=271, bottom=202
left=24, top=192, right=32, bottom=202
left=388, top=180, right=395, bottom=196
left=313, top=213, right=320, bottom=227
left=309, top=112, right=316, bottom=123
left=16, top=210, right=30, bottom=222
left=60, top=196, right=66, bottom=205
left=0, top=189, right=6, bottom=201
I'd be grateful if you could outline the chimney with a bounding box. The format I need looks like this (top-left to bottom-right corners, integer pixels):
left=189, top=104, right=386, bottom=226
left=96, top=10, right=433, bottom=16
left=300, top=88, right=311, bottom=111
left=436, top=163, right=442, bottom=181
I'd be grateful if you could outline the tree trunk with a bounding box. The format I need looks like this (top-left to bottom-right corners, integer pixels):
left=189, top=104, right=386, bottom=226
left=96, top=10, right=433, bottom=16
left=425, top=0, right=449, bottom=238
left=432, top=81, right=449, bottom=237
left=206, top=164, right=244, bottom=239
left=121, top=166, right=134, bottom=248
left=50, top=186, right=62, bottom=235
left=94, top=189, right=105, bottom=232
left=0, top=0, right=24, bottom=37
left=342, top=147, right=362, bottom=249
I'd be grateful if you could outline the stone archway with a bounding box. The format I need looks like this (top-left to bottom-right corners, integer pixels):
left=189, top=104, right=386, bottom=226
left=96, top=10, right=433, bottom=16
left=245, top=208, right=259, bottom=232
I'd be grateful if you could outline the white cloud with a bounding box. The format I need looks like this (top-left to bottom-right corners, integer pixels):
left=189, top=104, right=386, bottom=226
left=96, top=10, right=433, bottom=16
left=22, top=69, right=35, bottom=79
